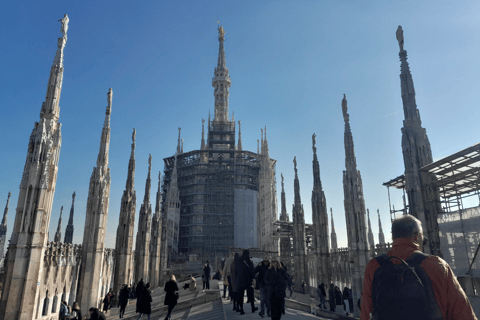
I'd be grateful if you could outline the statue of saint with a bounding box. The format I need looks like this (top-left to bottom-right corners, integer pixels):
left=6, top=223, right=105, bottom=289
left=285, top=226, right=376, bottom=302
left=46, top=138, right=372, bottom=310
left=149, top=154, right=152, bottom=167
left=312, top=133, right=316, bottom=147
left=218, top=25, right=226, bottom=39
left=396, top=25, right=404, bottom=52
left=58, top=14, right=69, bottom=39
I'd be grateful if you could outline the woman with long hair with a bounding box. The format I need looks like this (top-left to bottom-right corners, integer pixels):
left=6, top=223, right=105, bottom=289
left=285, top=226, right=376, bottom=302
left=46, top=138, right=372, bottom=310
left=164, top=275, right=179, bottom=320
left=265, top=259, right=288, bottom=320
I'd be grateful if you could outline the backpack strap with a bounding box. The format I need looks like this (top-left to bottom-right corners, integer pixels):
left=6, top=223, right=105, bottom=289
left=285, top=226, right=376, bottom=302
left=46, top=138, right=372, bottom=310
left=405, top=251, right=430, bottom=267
left=374, top=254, right=390, bottom=266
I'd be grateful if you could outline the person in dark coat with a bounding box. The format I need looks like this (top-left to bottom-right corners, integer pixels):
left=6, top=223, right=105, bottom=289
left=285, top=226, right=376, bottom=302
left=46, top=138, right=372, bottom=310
left=136, top=283, right=152, bottom=319
left=265, top=260, right=288, bottom=320
left=254, top=258, right=271, bottom=317
left=118, top=285, right=129, bottom=318
left=335, top=286, right=344, bottom=310
left=234, top=250, right=257, bottom=315
left=102, top=289, right=114, bottom=314
left=164, top=275, right=179, bottom=320
left=202, top=261, right=211, bottom=290
left=88, top=308, right=106, bottom=320
left=136, top=279, right=144, bottom=299
left=317, top=283, right=327, bottom=309
left=231, top=253, right=239, bottom=312
left=328, top=283, right=336, bottom=312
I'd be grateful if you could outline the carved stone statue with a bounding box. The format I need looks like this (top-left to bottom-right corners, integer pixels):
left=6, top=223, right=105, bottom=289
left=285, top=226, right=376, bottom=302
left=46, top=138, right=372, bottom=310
left=132, top=128, right=136, bottom=144
left=218, top=25, right=225, bottom=39
left=396, top=25, right=404, bottom=52
left=293, top=156, right=297, bottom=169
left=342, top=94, right=349, bottom=121
left=312, top=133, right=316, bottom=147
left=148, top=154, right=152, bottom=167
left=58, top=14, right=69, bottom=39
left=281, top=173, right=284, bottom=188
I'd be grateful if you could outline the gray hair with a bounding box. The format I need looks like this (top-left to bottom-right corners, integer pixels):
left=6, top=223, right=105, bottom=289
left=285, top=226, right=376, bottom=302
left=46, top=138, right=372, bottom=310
left=391, top=215, right=422, bottom=239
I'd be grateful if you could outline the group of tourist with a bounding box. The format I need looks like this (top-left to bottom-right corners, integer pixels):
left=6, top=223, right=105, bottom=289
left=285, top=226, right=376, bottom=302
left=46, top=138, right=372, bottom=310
left=318, top=283, right=353, bottom=316
left=222, top=250, right=291, bottom=320
left=59, top=301, right=82, bottom=320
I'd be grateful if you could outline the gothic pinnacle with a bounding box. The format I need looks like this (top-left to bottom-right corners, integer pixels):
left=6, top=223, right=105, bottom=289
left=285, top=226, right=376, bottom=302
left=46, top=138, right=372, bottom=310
left=0, top=192, right=10, bottom=237
left=378, top=209, right=386, bottom=245
left=177, top=128, right=181, bottom=154
left=64, top=192, right=75, bottom=243
left=201, top=119, right=206, bottom=150
left=54, top=206, right=63, bottom=242
left=144, top=154, right=152, bottom=205
left=97, top=89, right=112, bottom=168
left=237, top=120, right=242, bottom=151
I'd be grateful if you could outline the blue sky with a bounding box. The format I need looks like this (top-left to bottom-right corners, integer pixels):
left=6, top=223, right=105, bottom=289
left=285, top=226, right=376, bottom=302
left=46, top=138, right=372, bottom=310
left=1, top=1, right=479, bottom=249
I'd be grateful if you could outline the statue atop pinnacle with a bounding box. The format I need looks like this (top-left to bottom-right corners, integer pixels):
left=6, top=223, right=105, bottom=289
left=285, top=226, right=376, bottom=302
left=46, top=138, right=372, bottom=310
left=396, top=25, right=404, bottom=52
left=218, top=25, right=225, bottom=40
left=342, top=94, right=349, bottom=122
left=58, top=14, right=69, bottom=39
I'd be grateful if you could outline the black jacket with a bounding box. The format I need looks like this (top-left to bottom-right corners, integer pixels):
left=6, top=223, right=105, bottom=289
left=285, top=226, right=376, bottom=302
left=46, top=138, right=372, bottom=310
left=254, top=261, right=270, bottom=288
left=136, top=287, right=152, bottom=314
left=235, top=253, right=254, bottom=291
left=164, top=280, right=179, bottom=307
left=89, top=308, right=106, bottom=320
left=265, top=267, right=287, bottom=298
left=119, top=287, right=129, bottom=305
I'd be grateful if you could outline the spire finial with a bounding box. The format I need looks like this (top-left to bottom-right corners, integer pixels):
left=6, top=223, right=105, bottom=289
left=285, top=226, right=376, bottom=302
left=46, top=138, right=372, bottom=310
left=218, top=25, right=226, bottom=40
left=396, top=25, right=404, bottom=52
left=58, top=14, right=69, bottom=39
left=257, top=139, right=259, bottom=154
left=131, top=128, right=136, bottom=154
left=177, top=127, right=181, bottom=154
left=293, top=156, right=298, bottom=176
left=106, top=88, right=112, bottom=116
left=148, top=154, right=152, bottom=173
left=281, top=173, right=284, bottom=190
left=312, top=133, right=317, bottom=154
left=342, top=94, right=349, bottom=122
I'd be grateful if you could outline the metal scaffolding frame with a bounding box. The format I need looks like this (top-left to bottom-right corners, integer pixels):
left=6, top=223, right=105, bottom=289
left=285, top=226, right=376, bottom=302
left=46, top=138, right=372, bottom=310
left=162, top=119, right=271, bottom=256
left=383, top=142, right=480, bottom=220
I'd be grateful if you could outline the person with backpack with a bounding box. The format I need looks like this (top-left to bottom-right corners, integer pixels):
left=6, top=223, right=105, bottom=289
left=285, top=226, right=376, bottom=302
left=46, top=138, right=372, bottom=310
left=361, top=214, right=477, bottom=320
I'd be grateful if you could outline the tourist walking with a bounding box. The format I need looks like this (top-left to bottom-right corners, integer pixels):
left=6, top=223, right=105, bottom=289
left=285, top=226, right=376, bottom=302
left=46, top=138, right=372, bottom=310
left=254, top=257, right=271, bottom=318
left=265, top=259, right=288, bottom=320
left=235, top=249, right=257, bottom=315
left=136, top=283, right=152, bottom=320
left=88, top=308, right=106, bottom=320
left=164, top=275, right=179, bottom=320
left=317, top=283, right=327, bottom=309
left=328, top=283, right=335, bottom=312
left=189, top=275, right=196, bottom=292
left=69, top=301, right=82, bottom=320
left=334, top=286, right=344, bottom=310
left=361, top=215, right=478, bottom=320
left=342, top=287, right=350, bottom=315
left=202, top=261, right=211, bottom=291
left=118, top=284, right=129, bottom=318
left=231, top=253, right=239, bottom=311
left=348, top=287, right=354, bottom=315
left=223, top=253, right=234, bottom=299
left=59, top=300, right=69, bottom=320
left=102, top=289, right=114, bottom=314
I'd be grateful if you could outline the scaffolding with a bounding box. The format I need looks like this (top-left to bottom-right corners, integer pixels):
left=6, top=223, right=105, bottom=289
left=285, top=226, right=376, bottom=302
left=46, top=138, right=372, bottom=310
left=162, top=119, right=269, bottom=256
left=383, top=142, right=480, bottom=278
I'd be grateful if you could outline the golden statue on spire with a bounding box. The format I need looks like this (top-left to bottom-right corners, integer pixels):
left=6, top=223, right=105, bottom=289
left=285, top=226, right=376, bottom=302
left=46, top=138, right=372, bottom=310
left=218, top=25, right=225, bottom=39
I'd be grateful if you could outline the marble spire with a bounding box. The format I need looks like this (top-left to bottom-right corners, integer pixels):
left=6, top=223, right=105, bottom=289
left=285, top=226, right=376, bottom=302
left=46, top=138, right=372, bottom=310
left=53, top=206, right=63, bottom=242
left=311, top=133, right=330, bottom=285
left=201, top=119, right=206, bottom=150
left=0, top=16, right=67, bottom=320
left=176, top=128, right=181, bottom=154
left=77, top=89, right=112, bottom=315
left=135, top=154, right=152, bottom=284
left=212, top=25, right=231, bottom=122
left=342, top=94, right=369, bottom=315
left=292, top=156, right=308, bottom=287
left=149, top=171, right=162, bottom=287
left=64, top=192, right=75, bottom=243
left=367, top=209, right=375, bottom=257
left=330, top=208, right=337, bottom=250
left=397, top=25, right=442, bottom=256
left=113, top=128, right=136, bottom=301
left=0, top=192, right=10, bottom=238
left=280, top=174, right=288, bottom=221
left=237, top=120, right=243, bottom=151
left=377, top=209, right=386, bottom=245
